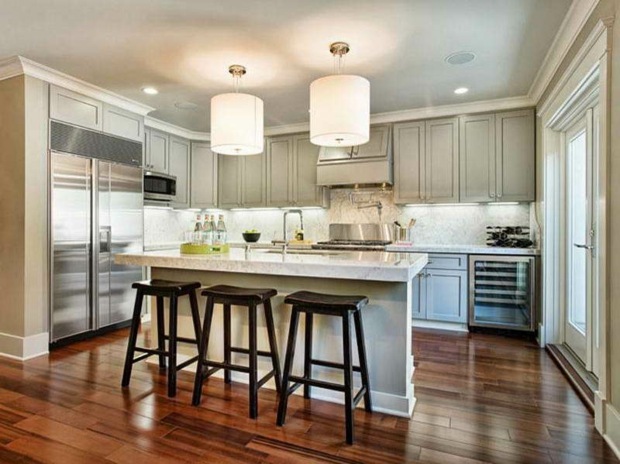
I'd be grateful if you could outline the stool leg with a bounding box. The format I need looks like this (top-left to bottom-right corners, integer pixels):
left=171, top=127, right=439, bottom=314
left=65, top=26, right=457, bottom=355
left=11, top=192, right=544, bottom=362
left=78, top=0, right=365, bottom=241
left=263, top=298, right=282, bottom=394
left=354, top=310, right=372, bottom=412
left=249, top=303, right=258, bottom=419
left=276, top=308, right=300, bottom=426
left=192, top=296, right=214, bottom=406
left=189, top=290, right=202, bottom=352
left=303, top=312, right=313, bottom=399
left=156, top=296, right=166, bottom=369
left=223, top=304, right=232, bottom=384
left=167, top=295, right=178, bottom=398
left=342, top=311, right=355, bottom=445
left=121, top=290, right=144, bottom=387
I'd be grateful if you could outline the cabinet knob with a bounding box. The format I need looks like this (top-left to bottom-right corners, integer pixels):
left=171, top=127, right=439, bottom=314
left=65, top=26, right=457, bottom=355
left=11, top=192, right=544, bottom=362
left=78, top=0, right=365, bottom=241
left=490, top=192, right=496, bottom=198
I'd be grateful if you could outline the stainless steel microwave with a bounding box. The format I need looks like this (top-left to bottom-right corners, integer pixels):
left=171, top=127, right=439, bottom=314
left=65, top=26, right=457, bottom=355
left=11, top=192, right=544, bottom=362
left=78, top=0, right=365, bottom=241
left=144, top=170, right=176, bottom=202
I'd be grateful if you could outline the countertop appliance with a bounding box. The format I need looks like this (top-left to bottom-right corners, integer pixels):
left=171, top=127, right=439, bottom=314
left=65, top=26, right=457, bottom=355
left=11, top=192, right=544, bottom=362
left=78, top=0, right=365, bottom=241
left=469, top=255, right=536, bottom=331
left=50, top=121, right=144, bottom=344
left=312, top=223, right=392, bottom=251
left=486, top=226, right=534, bottom=248
left=144, top=170, right=176, bottom=203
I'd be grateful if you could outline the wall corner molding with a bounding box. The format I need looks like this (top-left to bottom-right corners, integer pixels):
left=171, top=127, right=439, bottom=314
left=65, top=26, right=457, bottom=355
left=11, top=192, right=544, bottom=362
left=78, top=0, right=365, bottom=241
left=528, top=0, right=602, bottom=104
left=0, top=55, right=155, bottom=116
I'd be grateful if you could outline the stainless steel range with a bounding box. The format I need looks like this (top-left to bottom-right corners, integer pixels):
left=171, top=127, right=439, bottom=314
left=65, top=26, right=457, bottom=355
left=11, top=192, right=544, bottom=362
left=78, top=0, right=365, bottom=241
left=312, top=223, right=392, bottom=251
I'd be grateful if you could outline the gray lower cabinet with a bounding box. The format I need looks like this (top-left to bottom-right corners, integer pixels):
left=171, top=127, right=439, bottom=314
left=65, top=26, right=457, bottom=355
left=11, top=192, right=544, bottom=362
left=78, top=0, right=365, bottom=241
left=413, top=254, right=468, bottom=323
left=190, top=142, right=218, bottom=209
left=102, top=104, right=144, bottom=142
left=50, top=85, right=103, bottom=131
left=168, top=136, right=190, bottom=208
left=145, top=128, right=169, bottom=172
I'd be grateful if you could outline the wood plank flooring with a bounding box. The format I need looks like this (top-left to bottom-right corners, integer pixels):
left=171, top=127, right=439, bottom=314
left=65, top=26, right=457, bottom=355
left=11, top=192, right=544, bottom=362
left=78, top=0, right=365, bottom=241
left=0, top=326, right=614, bottom=463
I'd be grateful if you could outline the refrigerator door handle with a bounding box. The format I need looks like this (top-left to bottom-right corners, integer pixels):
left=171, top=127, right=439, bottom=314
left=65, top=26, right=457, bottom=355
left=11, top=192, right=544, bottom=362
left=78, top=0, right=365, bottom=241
left=99, top=226, right=112, bottom=254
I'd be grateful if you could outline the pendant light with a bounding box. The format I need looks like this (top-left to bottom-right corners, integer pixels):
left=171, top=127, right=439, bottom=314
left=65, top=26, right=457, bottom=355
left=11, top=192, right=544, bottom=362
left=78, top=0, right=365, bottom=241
left=310, top=42, right=370, bottom=147
left=211, top=65, right=264, bottom=155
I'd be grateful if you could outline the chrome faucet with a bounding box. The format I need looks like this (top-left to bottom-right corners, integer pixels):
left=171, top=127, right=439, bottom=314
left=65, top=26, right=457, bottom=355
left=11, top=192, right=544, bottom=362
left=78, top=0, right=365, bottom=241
left=272, top=209, right=304, bottom=250
left=357, top=201, right=383, bottom=222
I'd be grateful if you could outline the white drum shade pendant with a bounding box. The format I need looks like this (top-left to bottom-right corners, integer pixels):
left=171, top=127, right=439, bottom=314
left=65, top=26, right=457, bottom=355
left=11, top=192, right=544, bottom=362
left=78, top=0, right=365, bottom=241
left=310, top=42, right=370, bottom=147
left=211, top=65, right=264, bottom=155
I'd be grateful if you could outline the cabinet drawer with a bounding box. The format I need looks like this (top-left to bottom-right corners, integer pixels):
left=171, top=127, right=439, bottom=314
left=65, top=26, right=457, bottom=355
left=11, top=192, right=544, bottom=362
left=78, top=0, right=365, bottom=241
left=425, top=254, right=467, bottom=270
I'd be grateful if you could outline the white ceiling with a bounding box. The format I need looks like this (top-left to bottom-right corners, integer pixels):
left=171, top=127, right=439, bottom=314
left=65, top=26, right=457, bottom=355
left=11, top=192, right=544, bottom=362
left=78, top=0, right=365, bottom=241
left=1, top=0, right=572, bottom=131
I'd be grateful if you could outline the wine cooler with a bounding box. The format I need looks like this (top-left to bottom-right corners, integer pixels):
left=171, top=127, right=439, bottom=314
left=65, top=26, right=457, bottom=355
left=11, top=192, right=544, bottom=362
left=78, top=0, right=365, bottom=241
left=469, top=255, right=536, bottom=331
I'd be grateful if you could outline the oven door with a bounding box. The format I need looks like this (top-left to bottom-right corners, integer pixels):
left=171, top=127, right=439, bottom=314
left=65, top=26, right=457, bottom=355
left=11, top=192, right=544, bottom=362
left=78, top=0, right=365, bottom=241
left=144, top=171, right=176, bottom=201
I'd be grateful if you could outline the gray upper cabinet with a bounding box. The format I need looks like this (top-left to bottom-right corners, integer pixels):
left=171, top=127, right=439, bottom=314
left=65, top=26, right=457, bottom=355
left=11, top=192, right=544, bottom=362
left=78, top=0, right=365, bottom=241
left=190, top=142, right=218, bottom=209
left=459, top=113, right=496, bottom=203
left=168, top=136, right=190, bottom=208
left=266, top=136, right=293, bottom=207
left=425, top=117, right=459, bottom=203
left=50, top=85, right=103, bottom=131
left=459, top=109, right=535, bottom=203
left=218, top=155, right=242, bottom=208
left=102, top=104, right=144, bottom=142
left=293, top=135, right=328, bottom=207
left=393, top=121, right=425, bottom=204
left=242, top=153, right=266, bottom=207
left=145, top=128, right=169, bottom=172
left=495, top=109, right=535, bottom=202
left=353, top=125, right=391, bottom=159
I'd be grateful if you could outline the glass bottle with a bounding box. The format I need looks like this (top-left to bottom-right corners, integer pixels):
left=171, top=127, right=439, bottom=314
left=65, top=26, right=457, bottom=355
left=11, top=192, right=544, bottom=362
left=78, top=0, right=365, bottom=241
left=202, top=214, right=214, bottom=245
left=215, top=214, right=227, bottom=245
left=193, top=213, right=203, bottom=243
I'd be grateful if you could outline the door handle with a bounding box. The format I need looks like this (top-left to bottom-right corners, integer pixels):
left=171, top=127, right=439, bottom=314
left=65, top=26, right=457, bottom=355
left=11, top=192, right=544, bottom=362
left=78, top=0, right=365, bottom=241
left=573, top=243, right=594, bottom=250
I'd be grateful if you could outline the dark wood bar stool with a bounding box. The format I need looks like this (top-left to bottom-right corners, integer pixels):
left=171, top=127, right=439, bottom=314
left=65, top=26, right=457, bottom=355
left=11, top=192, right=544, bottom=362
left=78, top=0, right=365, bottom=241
left=121, top=279, right=202, bottom=397
left=276, top=291, right=372, bottom=444
left=192, top=285, right=282, bottom=419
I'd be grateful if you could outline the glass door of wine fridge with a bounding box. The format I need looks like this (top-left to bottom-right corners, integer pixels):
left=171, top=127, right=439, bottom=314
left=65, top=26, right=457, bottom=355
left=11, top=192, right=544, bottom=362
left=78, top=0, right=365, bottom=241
left=469, top=255, right=536, bottom=331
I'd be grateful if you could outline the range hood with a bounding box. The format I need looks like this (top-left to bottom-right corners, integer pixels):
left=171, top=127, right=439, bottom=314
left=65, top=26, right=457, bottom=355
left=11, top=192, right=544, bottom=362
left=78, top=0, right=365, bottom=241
left=316, top=124, right=393, bottom=187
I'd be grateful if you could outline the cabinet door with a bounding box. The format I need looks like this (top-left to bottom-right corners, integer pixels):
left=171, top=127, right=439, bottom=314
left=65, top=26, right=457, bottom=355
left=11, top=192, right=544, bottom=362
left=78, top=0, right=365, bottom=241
left=425, top=118, right=459, bottom=203
left=168, top=136, right=190, bottom=208
left=459, top=114, right=496, bottom=203
left=190, top=142, right=218, bottom=209
left=102, top=104, right=144, bottom=142
left=496, top=109, right=535, bottom=202
left=411, top=272, right=427, bottom=320
left=393, top=121, right=425, bottom=204
left=293, top=135, right=326, bottom=207
left=242, top=153, right=266, bottom=207
left=50, top=85, right=103, bottom=131
left=145, top=129, right=169, bottom=173
left=353, top=125, right=391, bottom=159
left=218, top=155, right=242, bottom=208
left=266, top=136, right=293, bottom=207
left=425, top=269, right=468, bottom=323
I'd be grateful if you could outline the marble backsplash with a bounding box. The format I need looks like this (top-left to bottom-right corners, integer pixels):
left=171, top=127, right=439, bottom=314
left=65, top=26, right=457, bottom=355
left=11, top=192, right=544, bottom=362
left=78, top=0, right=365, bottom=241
left=144, top=189, right=534, bottom=247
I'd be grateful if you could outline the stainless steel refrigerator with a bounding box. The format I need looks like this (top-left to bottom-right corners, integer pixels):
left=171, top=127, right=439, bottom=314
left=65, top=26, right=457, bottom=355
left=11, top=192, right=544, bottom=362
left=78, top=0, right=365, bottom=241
left=50, top=122, right=143, bottom=343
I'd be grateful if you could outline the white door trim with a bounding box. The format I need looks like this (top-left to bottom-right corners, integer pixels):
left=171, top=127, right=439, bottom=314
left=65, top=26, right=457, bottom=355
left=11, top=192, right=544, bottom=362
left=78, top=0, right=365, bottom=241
left=539, top=18, right=611, bottom=437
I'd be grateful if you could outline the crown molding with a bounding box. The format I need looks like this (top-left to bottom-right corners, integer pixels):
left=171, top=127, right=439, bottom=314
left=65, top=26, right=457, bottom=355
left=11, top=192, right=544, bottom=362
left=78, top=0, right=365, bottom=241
left=145, top=116, right=210, bottom=141
left=0, top=55, right=155, bottom=116
left=528, top=0, right=601, bottom=104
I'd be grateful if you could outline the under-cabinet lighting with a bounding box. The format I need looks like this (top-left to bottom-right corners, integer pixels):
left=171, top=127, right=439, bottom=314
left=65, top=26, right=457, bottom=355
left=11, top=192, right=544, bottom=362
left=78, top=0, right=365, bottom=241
left=144, top=205, right=172, bottom=210
left=280, top=207, right=323, bottom=211
left=230, top=208, right=281, bottom=212
left=404, top=203, right=480, bottom=207
left=488, top=202, right=520, bottom=206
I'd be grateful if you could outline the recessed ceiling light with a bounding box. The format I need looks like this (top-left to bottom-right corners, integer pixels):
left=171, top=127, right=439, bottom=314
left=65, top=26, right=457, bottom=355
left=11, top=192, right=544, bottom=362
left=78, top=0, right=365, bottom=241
left=454, top=87, right=469, bottom=95
left=445, top=51, right=476, bottom=65
left=142, top=87, right=159, bottom=95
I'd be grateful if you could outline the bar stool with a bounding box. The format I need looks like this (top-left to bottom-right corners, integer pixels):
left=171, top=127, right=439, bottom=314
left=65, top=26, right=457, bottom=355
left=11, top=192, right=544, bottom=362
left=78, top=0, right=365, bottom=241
left=192, top=285, right=282, bottom=419
left=121, top=279, right=202, bottom=398
left=276, top=291, right=372, bottom=444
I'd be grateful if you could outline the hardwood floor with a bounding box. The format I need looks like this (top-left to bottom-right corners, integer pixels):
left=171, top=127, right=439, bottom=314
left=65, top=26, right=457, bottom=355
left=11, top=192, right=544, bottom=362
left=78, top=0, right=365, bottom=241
left=0, top=326, right=615, bottom=463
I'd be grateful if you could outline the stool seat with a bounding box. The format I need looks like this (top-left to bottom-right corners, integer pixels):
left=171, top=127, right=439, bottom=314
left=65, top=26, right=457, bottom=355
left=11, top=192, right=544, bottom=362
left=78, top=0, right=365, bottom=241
left=202, top=285, right=277, bottom=303
left=284, top=291, right=368, bottom=311
left=132, top=279, right=201, bottom=294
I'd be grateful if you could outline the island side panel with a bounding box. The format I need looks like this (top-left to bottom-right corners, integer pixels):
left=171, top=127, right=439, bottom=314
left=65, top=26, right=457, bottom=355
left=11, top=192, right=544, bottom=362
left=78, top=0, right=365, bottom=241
left=150, top=268, right=415, bottom=417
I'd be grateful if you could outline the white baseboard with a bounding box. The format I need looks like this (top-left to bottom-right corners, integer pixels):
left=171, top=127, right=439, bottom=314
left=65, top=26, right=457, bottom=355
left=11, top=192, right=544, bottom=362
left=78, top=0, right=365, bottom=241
left=411, top=319, right=468, bottom=332
left=0, top=331, right=49, bottom=360
left=603, top=402, right=620, bottom=460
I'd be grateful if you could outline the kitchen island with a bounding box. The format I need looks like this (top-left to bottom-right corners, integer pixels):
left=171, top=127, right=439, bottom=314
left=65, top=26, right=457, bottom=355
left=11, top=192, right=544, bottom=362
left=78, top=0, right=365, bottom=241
left=115, top=248, right=427, bottom=417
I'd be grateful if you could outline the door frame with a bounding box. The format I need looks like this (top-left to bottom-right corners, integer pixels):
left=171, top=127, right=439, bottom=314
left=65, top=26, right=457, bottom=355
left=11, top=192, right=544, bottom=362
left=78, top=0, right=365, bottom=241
left=538, top=19, right=611, bottom=433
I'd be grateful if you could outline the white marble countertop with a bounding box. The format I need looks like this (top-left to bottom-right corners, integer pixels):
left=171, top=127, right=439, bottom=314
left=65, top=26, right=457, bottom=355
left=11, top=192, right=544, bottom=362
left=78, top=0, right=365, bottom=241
left=385, top=244, right=540, bottom=256
left=116, top=248, right=428, bottom=282
left=143, top=241, right=314, bottom=252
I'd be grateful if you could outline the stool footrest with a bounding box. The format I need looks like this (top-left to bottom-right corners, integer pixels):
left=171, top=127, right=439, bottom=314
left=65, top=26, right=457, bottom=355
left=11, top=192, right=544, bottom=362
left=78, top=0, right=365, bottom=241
left=134, top=347, right=165, bottom=357
left=231, top=347, right=274, bottom=358
left=353, top=386, right=367, bottom=407
left=311, top=358, right=361, bottom=372
left=176, top=355, right=199, bottom=371
left=202, top=360, right=250, bottom=374
left=288, top=375, right=346, bottom=392
left=131, top=352, right=155, bottom=364
left=257, top=370, right=276, bottom=389
left=163, top=335, right=198, bottom=345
